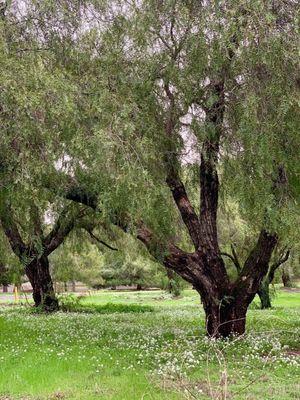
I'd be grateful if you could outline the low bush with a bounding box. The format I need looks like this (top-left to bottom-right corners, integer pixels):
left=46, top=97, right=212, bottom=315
left=58, top=294, right=154, bottom=313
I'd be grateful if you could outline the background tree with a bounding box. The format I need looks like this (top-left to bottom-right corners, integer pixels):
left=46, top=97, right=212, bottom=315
left=0, top=194, right=88, bottom=310
left=282, top=248, right=300, bottom=287
left=257, top=247, right=290, bottom=309
left=0, top=2, right=92, bottom=309
left=50, top=232, right=105, bottom=290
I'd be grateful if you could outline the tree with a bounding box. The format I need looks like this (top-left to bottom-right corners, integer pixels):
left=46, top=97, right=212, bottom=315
left=55, top=1, right=298, bottom=337
left=100, top=252, right=162, bottom=290
left=0, top=3, right=89, bottom=310
left=0, top=196, right=86, bottom=310
left=257, top=248, right=290, bottom=309
left=0, top=263, right=9, bottom=292
left=1, top=1, right=299, bottom=336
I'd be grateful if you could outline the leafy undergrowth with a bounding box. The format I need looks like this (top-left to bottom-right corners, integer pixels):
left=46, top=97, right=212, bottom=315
left=57, top=294, right=154, bottom=314
left=0, top=289, right=299, bottom=400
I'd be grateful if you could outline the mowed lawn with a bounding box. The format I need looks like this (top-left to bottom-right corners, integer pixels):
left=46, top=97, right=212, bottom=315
left=0, top=289, right=299, bottom=400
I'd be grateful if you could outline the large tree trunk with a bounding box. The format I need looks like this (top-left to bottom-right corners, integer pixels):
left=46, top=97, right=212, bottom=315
left=26, top=261, right=41, bottom=307
left=26, top=256, right=58, bottom=311
left=202, top=298, right=247, bottom=338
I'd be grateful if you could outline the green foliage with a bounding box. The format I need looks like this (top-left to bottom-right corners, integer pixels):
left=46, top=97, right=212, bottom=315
left=0, top=1, right=299, bottom=323
left=58, top=293, right=154, bottom=313
left=0, top=1, right=298, bottom=246
left=161, top=273, right=186, bottom=297
left=50, top=233, right=105, bottom=288
left=57, top=293, right=81, bottom=311
left=50, top=227, right=164, bottom=289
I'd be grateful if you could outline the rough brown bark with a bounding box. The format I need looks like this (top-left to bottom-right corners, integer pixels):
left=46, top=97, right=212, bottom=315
left=26, top=256, right=58, bottom=311
left=202, top=299, right=247, bottom=337
left=137, top=222, right=277, bottom=337
left=51, top=178, right=279, bottom=336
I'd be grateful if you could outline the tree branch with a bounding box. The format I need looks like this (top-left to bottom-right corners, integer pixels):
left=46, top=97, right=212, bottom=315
left=268, top=248, right=290, bottom=283
left=86, top=229, right=118, bottom=251
left=221, top=249, right=241, bottom=272
left=234, top=230, right=278, bottom=299
left=163, top=81, right=201, bottom=250
left=43, top=172, right=99, bottom=210
left=43, top=206, right=82, bottom=255
left=231, top=243, right=242, bottom=272
left=199, top=81, right=225, bottom=249
left=0, top=197, right=27, bottom=260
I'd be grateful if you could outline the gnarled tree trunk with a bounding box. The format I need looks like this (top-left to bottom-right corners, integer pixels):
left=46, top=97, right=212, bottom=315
left=202, top=299, right=247, bottom=338
left=26, top=255, right=58, bottom=311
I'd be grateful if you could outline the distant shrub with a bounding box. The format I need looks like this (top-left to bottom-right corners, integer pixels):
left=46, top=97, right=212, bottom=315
left=58, top=294, right=81, bottom=312
left=58, top=295, right=154, bottom=314
left=81, top=302, right=154, bottom=314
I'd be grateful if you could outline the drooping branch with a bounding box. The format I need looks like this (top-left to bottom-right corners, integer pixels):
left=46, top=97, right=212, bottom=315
left=43, top=172, right=99, bottom=210
left=221, top=244, right=242, bottom=272
left=268, top=248, right=290, bottom=284
left=64, top=185, right=98, bottom=210
left=137, top=223, right=196, bottom=284
left=221, top=252, right=236, bottom=264
left=136, top=222, right=215, bottom=292
left=231, top=244, right=242, bottom=272
left=0, top=197, right=27, bottom=260
left=86, top=229, right=118, bottom=251
left=43, top=206, right=85, bottom=255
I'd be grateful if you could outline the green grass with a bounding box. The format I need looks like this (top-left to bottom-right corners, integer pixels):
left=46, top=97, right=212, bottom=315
left=0, top=289, right=299, bottom=399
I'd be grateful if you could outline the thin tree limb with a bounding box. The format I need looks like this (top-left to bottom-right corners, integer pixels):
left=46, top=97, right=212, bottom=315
left=86, top=229, right=118, bottom=251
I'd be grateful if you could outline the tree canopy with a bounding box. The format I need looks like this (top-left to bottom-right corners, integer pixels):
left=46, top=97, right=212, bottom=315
left=0, top=0, right=299, bottom=334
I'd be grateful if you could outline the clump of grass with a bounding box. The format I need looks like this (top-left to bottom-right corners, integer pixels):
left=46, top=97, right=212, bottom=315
left=78, top=302, right=154, bottom=314
left=58, top=294, right=154, bottom=314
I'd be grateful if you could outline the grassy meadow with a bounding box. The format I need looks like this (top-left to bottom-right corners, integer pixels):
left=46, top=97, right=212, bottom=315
left=0, top=288, right=299, bottom=399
